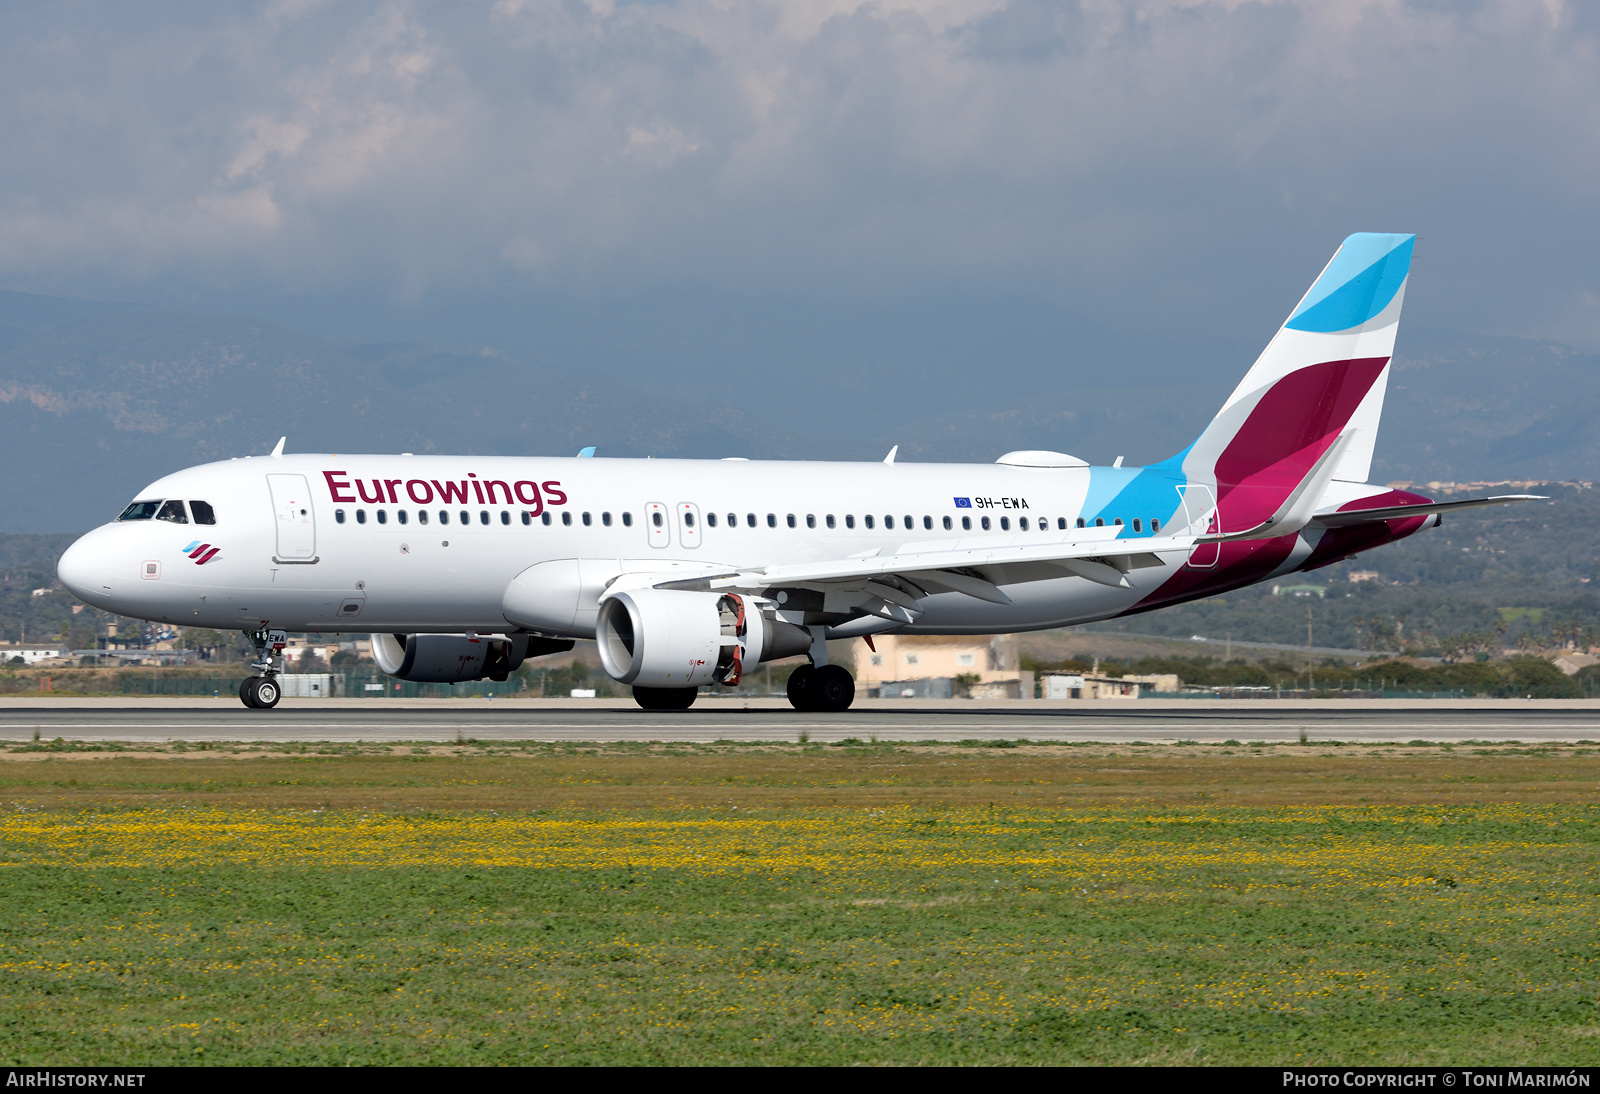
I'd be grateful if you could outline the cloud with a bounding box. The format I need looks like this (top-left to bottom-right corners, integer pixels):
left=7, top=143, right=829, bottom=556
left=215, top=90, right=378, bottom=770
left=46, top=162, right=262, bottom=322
left=0, top=0, right=1598, bottom=343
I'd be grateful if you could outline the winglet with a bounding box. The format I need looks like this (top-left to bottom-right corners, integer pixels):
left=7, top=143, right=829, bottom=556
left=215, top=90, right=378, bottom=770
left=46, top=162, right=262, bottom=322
left=1198, top=431, right=1354, bottom=543
left=884, top=445, right=898, bottom=465
left=577, top=446, right=597, bottom=458
left=270, top=437, right=286, bottom=458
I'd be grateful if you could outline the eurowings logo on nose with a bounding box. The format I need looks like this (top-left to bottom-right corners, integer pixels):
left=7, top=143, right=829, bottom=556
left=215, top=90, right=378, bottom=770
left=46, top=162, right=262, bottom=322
left=181, top=541, right=221, bottom=565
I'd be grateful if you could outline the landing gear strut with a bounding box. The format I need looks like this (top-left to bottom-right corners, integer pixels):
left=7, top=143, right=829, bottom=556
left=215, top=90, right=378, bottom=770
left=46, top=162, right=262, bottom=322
left=239, top=628, right=285, bottom=710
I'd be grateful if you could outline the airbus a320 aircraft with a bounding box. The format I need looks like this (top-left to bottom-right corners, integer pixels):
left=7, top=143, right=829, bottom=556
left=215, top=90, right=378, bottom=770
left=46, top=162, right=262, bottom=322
left=57, top=233, right=1536, bottom=711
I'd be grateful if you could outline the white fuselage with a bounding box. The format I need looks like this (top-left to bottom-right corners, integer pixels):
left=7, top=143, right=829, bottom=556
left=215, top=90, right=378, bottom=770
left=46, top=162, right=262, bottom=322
left=58, top=452, right=1246, bottom=638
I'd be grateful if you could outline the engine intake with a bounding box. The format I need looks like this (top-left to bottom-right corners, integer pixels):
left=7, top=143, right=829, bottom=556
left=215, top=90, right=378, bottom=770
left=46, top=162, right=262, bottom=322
left=595, top=589, right=810, bottom=688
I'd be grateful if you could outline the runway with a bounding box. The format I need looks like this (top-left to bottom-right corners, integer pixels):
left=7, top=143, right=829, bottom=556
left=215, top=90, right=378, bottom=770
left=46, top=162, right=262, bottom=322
left=3, top=697, right=1599, bottom=743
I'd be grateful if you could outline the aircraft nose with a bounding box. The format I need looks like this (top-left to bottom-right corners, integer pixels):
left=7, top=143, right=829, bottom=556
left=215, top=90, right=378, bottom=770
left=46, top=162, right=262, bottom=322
left=57, top=531, right=118, bottom=602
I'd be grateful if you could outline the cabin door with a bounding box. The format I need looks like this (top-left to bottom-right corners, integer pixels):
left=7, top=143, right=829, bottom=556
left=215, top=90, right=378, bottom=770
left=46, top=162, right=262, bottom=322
left=267, top=474, right=317, bottom=560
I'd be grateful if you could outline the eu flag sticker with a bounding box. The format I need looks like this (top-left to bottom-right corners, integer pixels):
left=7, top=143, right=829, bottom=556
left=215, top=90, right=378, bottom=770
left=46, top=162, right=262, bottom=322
left=953, top=497, right=972, bottom=508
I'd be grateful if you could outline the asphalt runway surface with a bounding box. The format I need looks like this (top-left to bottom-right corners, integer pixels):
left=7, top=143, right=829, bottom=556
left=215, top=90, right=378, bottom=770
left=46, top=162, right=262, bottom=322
left=2, top=698, right=1599, bottom=743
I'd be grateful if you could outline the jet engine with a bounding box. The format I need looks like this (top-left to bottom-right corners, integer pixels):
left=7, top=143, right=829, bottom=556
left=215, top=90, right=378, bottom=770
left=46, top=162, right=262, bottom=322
left=595, top=589, right=810, bottom=688
left=371, top=633, right=573, bottom=683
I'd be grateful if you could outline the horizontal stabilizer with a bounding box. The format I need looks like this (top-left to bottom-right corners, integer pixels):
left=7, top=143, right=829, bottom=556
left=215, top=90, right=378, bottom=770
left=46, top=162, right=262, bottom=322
left=1311, top=494, right=1545, bottom=527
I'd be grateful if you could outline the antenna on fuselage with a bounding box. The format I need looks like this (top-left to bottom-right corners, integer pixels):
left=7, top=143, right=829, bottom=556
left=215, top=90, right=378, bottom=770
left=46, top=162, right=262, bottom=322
left=270, top=437, right=286, bottom=458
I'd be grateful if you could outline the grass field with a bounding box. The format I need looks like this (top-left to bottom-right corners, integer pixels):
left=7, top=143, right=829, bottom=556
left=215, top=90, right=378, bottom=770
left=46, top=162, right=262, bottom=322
left=1, top=740, right=1597, bottom=1065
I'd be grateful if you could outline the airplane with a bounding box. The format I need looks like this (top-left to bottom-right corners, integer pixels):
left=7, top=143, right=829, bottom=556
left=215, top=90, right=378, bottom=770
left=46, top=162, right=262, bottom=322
left=57, top=232, right=1539, bottom=711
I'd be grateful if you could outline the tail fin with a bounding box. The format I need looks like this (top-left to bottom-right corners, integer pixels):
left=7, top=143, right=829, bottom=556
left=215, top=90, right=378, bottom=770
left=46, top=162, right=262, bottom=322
left=1175, top=232, right=1413, bottom=531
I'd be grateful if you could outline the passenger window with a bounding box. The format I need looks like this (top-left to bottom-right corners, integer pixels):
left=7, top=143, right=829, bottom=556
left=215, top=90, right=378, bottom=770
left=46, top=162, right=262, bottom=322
left=1114, top=518, right=1123, bottom=527
left=845, top=515, right=855, bottom=529
left=786, top=514, right=796, bottom=528
left=335, top=509, right=346, bottom=524
left=460, top=510, right=469, bottom=525
left=156, top=500, right=188, bottom=524
left=1000, top=517, right=1010, bottom=531
left=398, top=510, right=408, bottom=525
left=961, top=516, right=971, bottom=531
left=190, top=500, right=216, bottom=525
left=480, top=511, right=489, bottom=525
left=377, top=510, right=387, bottom=524
left=747, top=513, right=757, bottom=528
left=1095, top=518, right=1104, bottom=527
left=118, top=500, right=161, bottom=521
left=727, top=513, right=736, bottom=527
left=1133, top=518, right=1142, bottom=532
left=501, top=511, right=511, bottom=525
left=826, top=515, right=836, bottom=529
left=884, top=516, right=893, bottom=529
left=1077, top=518, right=1087, bottom=528
left=807, top=514, right=816, bottom=529
left=905, top=515, right=914, bottom=529
left=419, top=510, right=429, bottom=525
left=864, top=515, right=874, bottom=529
left=583, top=512, right=593, bottom=526
left=1019, top=517, right=1028, bottom=531
left=440, top=511, right=449, bottom=525
left=1151, top=518, right=1160, bottom=532
left=1058, top=518, right=1067, bottom=530
left=707, top=513, right=717, bottom=527
left=622, top=512, right=633, bottom=527
left=542, top=513, right=552, bottom=526
left=357, top=510, right=367, bottom=524
left=941, top=516, right=950, bottom=530
left=602, top=512, right=612, bottom=526
left=982, top=516, right=991, bottom=531
left=652, top=511, right=663, bottom=528
left=767, top=514, right=776, bottom=528
left=521, top=511, right=531, bottom=526
left=562, top=512, right=572, bottom=526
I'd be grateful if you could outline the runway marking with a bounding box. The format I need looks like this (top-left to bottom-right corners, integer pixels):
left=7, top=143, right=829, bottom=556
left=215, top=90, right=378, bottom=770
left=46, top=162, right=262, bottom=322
left=3, top=721, right=1598, bottom=733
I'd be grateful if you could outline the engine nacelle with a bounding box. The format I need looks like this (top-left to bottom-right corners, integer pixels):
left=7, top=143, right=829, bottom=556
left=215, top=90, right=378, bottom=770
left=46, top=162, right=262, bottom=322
left=595, top=589, right=811, bottom=688
left=371, top=633, right=569, bottom=683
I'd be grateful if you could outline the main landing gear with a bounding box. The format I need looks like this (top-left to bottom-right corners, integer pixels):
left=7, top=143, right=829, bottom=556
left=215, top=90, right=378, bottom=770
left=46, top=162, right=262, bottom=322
left=632, top=685, right=698, bottom=711
left=786, top=664, right=855, bottom=713
left=631, top=629, right=857, bottom=713
left=239, top=627, right=286, bottom=710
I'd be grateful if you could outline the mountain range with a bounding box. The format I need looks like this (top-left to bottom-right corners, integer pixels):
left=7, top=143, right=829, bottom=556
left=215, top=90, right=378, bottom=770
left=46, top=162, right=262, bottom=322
left=1, top=288, right=1595, bottom=533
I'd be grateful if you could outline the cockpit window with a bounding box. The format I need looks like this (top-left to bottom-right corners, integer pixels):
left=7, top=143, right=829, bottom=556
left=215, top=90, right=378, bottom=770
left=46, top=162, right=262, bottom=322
left=118, top=500, right=161, bottom=521
left=155, top=500, right=189, bottom=524
left=190, top=500, right=216, bottom=525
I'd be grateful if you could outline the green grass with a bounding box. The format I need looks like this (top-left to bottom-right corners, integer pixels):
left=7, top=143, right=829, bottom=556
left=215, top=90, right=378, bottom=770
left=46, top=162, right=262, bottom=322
left=1, top=803, right=1596, bottom=1065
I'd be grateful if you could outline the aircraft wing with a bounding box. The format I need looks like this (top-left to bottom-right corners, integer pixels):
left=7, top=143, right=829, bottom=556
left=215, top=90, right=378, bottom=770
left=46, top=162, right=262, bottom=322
left=651, top=529, right=1200, bottom=622
left=1310, top=494, right=1545, bottom=527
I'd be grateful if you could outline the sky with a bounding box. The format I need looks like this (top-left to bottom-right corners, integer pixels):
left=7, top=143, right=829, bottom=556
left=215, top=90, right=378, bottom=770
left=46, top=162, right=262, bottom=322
left=2, top=0, right=1598, bottom=361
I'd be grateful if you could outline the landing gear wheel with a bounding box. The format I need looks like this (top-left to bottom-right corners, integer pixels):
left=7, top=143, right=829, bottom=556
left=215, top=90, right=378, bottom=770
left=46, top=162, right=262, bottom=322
left=253, top=677, right=281, bottom=709
left=632, top=685, right=697, bottom=711
left=811, top=665, right=855, bottom=713
left=786, top=665, right=817, bottom=711
left=239, top=676, right=261, bottom=708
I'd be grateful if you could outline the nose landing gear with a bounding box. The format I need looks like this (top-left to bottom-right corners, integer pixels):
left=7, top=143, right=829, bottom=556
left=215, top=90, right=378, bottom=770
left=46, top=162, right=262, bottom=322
left=239, top=627, right=286, bottom=709
left=240, top=675, right=281, bottom=709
